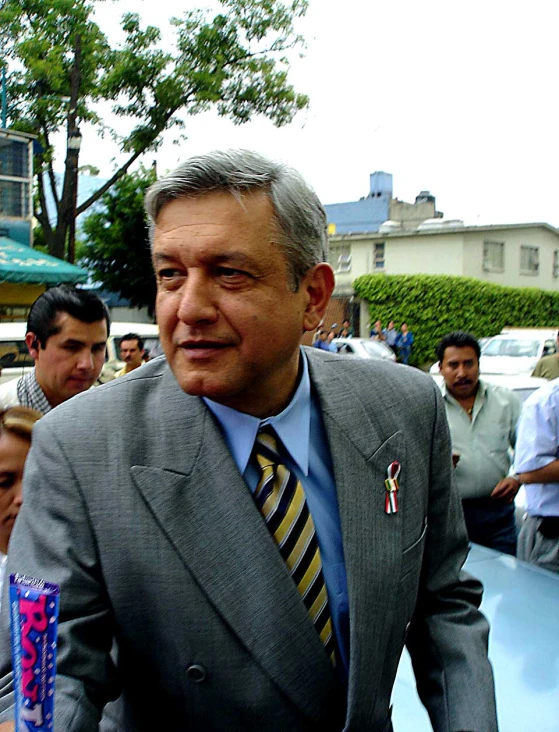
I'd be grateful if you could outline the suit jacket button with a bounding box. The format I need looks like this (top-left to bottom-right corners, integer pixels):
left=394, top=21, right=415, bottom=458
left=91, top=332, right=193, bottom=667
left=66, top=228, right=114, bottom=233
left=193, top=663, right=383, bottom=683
left=185, top=664, right=207, bottom=683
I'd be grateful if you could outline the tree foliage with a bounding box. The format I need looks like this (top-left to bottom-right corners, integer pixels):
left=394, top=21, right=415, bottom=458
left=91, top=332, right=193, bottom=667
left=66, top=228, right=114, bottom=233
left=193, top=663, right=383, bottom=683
left=353, top=273, right=559, bottom=367
left=0, top=0, right=309, bottom=260
left=80, top=166, right=157, bottom=314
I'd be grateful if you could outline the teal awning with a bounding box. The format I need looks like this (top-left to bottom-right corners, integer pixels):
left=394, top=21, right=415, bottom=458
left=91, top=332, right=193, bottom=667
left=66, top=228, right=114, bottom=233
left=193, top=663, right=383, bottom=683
left=0, top=236, right=88, bottom=285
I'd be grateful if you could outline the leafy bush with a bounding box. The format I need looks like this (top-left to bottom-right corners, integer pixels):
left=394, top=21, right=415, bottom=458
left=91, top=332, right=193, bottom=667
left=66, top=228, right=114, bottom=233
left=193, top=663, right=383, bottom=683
left=353, top=274, right=559, bottom=367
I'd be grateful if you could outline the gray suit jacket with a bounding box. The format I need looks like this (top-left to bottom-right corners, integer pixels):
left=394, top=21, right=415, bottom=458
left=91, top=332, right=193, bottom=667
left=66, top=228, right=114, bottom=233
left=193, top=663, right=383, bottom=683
left=0, top=349, right=497, bottom=731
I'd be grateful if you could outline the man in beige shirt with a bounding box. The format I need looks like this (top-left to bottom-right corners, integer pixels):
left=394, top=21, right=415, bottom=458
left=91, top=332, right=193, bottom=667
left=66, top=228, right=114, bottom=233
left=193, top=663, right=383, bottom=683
left=532, top=331, right=559, bottom=380
left=114, top=333, right=145, bottom=378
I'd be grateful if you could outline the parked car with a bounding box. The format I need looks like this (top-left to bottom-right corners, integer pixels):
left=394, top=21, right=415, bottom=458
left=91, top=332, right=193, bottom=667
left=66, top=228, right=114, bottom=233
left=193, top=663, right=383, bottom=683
left=392, top=543, right=559, bottom=731
left=331, top=337, right=397, bottom=362
left=0, top=321, right=161, bottom=385
left=479, top=329, right=557, bottom=376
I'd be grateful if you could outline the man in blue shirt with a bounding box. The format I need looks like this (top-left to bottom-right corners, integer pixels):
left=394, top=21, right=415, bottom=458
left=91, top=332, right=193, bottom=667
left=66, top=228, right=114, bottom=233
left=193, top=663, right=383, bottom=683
left=395, top=322, right=414, bottom=364
left=514, top=377, right=559, bottom=574
left=0, top=150, right=497, bottom=731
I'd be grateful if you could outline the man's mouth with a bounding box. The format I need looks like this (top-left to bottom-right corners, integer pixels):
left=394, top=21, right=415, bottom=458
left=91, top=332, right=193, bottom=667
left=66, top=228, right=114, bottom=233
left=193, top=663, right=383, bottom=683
left=178, top=340, right=231, bottom=358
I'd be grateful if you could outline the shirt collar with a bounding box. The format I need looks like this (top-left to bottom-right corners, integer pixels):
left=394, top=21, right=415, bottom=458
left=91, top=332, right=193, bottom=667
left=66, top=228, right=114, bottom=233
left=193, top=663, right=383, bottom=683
left=17, top=370, right=52, bottom=414
left=203, top=348, right=311, bottom=476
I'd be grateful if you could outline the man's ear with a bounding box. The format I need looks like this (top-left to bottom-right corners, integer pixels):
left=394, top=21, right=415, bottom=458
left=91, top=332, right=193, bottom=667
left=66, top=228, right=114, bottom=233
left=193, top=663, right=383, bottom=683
left=25, top=332, right=40, bottom=361
left=301, top=263, right=335, bottom=333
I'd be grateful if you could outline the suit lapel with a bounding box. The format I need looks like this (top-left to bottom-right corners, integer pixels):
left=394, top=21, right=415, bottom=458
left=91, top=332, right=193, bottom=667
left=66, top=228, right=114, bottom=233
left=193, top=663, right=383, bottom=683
left=307, top=352, right=407, bottom=723
left=130, top=366, right=340, bottom=724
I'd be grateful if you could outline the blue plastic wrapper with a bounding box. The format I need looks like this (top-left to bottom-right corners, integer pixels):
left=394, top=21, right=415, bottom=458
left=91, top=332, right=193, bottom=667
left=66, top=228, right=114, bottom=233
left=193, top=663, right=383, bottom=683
left=9, top=574, right=60, bottom=732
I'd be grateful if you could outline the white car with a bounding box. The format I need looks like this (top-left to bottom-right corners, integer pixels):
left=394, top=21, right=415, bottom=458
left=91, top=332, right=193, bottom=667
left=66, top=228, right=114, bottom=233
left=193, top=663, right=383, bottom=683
left=331, top=337, right=397, bottom=362
left=479, top=329, right=557, bottom=375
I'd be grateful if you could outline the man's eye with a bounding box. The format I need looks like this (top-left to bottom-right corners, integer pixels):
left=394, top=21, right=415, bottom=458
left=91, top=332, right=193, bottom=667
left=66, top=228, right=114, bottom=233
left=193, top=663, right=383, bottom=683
left=157, top=268, right=181, bottom=280
left=217, top=267, right=250, bottom=281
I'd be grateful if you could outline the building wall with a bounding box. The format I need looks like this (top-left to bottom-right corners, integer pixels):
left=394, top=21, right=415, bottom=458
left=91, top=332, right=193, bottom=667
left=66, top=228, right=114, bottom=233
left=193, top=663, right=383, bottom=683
left=329, top=224, right=559, bottom=294
left=0, top=283, right=46, bottom=321
left=461, top=227, right=559, bottom=290
left=388, top=199, right=438, bottom=228
left=325, top=197, right=391, bottom=235
left=384, top=233, right=465, bottom=275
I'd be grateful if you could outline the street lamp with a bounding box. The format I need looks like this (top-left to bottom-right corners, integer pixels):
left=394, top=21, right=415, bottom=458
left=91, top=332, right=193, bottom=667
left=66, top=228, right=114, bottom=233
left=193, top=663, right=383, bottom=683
left=67, top=128, right=82, bottom=264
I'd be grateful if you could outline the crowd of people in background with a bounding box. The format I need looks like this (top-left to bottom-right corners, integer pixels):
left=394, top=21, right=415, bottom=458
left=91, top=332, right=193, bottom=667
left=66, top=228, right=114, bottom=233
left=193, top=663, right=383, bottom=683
left=312, top=317, right=415, bottom=364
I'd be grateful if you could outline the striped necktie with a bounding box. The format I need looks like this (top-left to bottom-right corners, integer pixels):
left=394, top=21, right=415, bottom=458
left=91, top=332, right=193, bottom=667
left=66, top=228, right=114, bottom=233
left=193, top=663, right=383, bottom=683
left=253, top=428, right=336, bottom=663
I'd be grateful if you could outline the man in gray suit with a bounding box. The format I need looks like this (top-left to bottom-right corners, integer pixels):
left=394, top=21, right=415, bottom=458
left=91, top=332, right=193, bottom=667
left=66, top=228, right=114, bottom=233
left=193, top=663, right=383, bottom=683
left=0, top=151, right=497, bottom=731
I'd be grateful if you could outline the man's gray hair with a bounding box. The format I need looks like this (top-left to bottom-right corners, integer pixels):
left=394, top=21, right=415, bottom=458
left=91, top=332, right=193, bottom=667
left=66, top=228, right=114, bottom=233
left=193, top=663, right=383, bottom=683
left=144, top=149, right=328, bottom=290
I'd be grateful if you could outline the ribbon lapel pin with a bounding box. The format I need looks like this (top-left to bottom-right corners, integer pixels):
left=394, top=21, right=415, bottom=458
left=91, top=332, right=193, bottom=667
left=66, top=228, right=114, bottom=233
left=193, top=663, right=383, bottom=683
left=384, top=461, right=401, bottom=515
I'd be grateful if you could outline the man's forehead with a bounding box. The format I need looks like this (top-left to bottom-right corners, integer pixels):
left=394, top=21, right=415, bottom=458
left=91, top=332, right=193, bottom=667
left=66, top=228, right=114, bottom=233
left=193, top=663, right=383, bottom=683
left=51, top=312, right=107, bottom=339
left=443, top=346, right=478, bottom=362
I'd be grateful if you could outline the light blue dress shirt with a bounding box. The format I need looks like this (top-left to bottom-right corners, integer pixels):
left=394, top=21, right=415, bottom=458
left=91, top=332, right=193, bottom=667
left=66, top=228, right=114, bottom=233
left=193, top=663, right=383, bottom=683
left=203, top=350, right=350, bottom=683
left=514, top=377, right=559, bottom=516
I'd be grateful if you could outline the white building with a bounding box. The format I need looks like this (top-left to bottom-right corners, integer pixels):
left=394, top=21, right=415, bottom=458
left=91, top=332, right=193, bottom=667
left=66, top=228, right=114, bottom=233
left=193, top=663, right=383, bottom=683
left=326, top=220, right=559, bottom=337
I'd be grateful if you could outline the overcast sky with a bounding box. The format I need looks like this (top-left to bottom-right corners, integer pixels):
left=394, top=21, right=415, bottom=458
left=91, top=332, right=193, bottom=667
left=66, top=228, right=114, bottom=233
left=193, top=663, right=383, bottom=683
left=79, top=0, right=559, bottom=227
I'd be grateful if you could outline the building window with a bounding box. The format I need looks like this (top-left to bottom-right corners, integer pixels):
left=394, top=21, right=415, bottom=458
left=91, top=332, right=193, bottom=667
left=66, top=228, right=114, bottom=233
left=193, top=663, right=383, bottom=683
left=482, top=240, right=504, bottom=272
left=553, top=250, right=559, bottom=278
left=329, top=244, right=351, bottom=273
left=374, top=242, right=385, bottom=270
left=520, top=245, right=539, bottom=275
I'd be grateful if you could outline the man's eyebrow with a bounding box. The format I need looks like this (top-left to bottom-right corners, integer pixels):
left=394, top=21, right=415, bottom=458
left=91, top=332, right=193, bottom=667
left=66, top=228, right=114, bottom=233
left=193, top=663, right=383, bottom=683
left=152, top=253, right=175, bottom=264
left=153, top=251, right=260, bottom=268
left=61, top=338, right=107, bottom=347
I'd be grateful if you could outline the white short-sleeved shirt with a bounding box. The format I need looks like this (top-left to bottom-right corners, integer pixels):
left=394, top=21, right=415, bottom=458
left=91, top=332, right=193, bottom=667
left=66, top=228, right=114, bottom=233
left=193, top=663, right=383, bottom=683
left=514, top=377, right=559, bottom=516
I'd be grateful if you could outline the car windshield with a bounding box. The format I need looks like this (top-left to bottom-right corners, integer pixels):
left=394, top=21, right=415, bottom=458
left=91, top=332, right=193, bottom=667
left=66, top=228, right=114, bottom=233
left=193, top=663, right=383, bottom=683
left=482, top=338, right=539, bottom=358
left=362, top=340, right=388, bottom=357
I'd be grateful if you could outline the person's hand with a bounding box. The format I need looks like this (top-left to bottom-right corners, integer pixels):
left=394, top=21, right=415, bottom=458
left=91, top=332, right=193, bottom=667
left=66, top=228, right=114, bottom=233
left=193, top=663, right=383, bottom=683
left=0, top=721, right=15, bottom=731
left=491, top=477, right=521, bottom=502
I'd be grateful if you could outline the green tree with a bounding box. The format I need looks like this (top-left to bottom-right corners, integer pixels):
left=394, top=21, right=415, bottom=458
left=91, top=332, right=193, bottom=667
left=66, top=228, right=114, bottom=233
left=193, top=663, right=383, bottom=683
left=1, top=0, right=309, bottom=261
left=80, top=166, right=157, bottom=314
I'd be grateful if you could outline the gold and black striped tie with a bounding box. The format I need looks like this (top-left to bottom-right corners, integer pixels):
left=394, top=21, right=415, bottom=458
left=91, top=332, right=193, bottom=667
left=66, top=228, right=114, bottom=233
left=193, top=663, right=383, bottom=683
left=253, top=428, right=336, bottom=664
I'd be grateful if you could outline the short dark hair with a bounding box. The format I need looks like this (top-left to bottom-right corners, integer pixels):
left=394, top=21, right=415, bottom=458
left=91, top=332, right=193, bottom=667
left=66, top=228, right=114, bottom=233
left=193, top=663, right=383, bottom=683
left=119, top=333, right=145, bottom=351
left=27, top=286, right=110, bottom=348
left=436, top=331, right=481, bottom=363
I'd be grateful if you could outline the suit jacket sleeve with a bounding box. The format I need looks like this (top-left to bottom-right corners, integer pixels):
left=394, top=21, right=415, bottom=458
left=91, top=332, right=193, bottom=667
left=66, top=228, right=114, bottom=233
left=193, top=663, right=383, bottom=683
left=0, top=418, right=119, bottom=730
left=406, top=383, right=497, bottom=731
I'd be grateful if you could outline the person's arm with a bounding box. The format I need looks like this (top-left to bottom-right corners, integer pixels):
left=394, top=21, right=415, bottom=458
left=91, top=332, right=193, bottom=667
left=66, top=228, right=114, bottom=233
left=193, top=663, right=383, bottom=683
left=518, top=460, right=559, bottom=484
left=491, top=476, right=521, bottom=501
left=514, top=391, right=559, bottom=483
left=0, top=419, right=118, bottom=729
left=406, top=382, right=497, bottom=731
left=491, top=390, right=523, bottom=500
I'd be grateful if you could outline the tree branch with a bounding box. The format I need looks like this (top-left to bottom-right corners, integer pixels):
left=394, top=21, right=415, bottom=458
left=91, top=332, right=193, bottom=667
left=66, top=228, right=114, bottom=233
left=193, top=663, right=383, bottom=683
left=76, top=146, right=143, bottom=215
left=35, top=173, right=53, bottom=240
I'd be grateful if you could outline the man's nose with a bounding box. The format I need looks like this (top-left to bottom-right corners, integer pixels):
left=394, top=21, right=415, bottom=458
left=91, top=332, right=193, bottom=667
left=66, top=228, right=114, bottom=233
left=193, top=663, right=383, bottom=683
left=76, top=350, right=95, bottom=371
left=176, top=273, right=218, bottom=325
left=13, top=481, right=23, bottom=509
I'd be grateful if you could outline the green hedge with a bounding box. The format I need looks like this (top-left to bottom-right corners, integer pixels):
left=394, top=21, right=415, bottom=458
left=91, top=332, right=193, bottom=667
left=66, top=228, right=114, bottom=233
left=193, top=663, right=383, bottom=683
left=353, top=274, right=559, bottom=367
